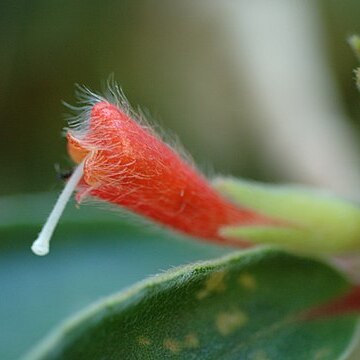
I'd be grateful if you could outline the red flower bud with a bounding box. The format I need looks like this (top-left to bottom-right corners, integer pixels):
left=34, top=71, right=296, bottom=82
left=32, top=85, right=276, bottom=256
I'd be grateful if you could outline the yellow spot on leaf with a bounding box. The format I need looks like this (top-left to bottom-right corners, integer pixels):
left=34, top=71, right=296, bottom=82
left=314, top=347, right=332, bottom=360
left=184, top=332, right=199, bottom=348
left=238, top=272, right=257, bottom=290
left=163, top=338, right=182, bottom=354
left=251, top=350, right=270, bottom=360
left=137, top=336, right=151, bottom=346
left=196, top=270, right=227, bottom=300
left=216, top=308, right=248, bottom=336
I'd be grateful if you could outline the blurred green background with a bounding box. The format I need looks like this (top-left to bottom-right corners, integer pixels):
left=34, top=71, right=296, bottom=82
left=1, top=0, right=359, bottom=196
left=1, top=1, right=360, bottom=359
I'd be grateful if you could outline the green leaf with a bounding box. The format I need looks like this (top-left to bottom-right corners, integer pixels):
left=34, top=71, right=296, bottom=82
left=24, top=248, right=359, bottom=360
left=0, top=193, right=229, bottom=360
left=213, top=178, right=360, bottom=255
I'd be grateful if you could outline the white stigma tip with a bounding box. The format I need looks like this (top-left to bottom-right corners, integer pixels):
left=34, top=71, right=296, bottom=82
left=31, top=241, right=49, bottom=256
left=31, top=161, right=85, bottom=256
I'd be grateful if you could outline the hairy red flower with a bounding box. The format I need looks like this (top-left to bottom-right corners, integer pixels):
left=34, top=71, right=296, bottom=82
left=32, top=85, right=276, bottom=256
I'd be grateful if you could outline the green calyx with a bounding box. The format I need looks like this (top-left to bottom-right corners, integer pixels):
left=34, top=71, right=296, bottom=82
left=214, top=178, right=360, bottom=255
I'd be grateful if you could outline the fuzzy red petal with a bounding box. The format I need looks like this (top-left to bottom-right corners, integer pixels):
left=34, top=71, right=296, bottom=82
left=67, top=101, right=275, bottom=244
